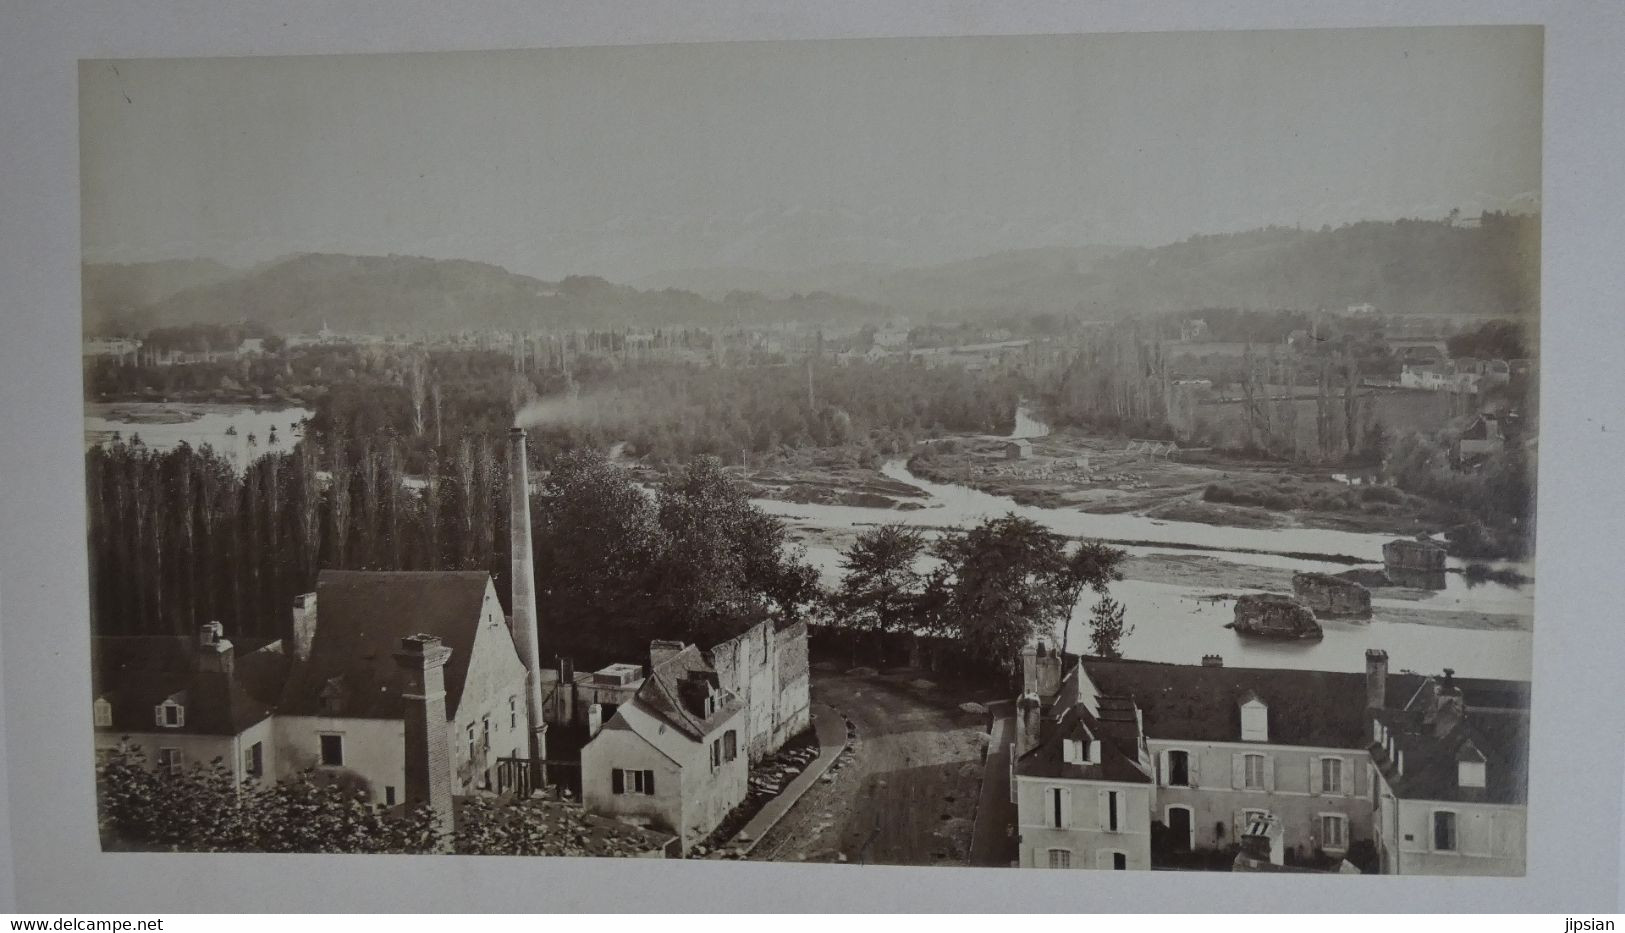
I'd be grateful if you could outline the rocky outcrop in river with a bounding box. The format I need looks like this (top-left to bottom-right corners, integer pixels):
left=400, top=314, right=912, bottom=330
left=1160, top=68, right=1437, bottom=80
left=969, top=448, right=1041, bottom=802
left=1230, top=593, right=1323, bottom=640
left=1292, top=571, right=1372, bottom=620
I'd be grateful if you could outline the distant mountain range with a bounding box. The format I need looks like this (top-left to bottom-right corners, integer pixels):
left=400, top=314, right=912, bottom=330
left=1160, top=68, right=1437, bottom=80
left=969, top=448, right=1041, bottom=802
left=641, top=215, right=1539, bottom=319
left=83, top=214, right=1538, bottom=336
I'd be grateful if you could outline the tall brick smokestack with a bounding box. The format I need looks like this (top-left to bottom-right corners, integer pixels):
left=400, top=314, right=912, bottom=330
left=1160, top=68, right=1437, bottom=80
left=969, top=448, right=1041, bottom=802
left=395, top=634, right=454, bottom=848
left=508, top=427, right=548, bottom=769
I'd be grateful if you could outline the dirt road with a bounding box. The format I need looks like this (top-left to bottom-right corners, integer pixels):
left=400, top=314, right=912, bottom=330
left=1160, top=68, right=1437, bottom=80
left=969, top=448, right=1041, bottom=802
left=750, top=667, right=996, bottom=867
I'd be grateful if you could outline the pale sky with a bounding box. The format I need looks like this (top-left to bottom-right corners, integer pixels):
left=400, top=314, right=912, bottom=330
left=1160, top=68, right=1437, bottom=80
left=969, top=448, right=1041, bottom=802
left=80, top=26, right=1542, bottom=281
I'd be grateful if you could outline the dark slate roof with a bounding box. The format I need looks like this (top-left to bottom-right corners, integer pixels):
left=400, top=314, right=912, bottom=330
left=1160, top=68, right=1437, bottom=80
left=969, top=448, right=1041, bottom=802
left=633, top=644, right=743, bottom=741
left=1371, top=708, right=1529, bottom=805
left=1083, top=659, right=1426, bottom=749
left=1371, top=674, right=1531, bottom=804
left=1015, top=666, right=1153, bottom=784
left=92, top=635, right=287, bottom=737
left=278, top=570, right=498, bottom=719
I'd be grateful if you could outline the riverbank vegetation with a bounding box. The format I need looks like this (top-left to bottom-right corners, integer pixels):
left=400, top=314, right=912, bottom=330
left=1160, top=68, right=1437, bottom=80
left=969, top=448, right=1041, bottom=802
left=827, top=518, right=1129, bottom=666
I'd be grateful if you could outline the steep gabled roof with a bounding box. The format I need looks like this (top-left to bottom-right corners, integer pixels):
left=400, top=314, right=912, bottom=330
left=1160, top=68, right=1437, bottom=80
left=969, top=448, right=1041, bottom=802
left=1371, top=708, right=1529, bottom=805
left=632, top=644, right=742, bottom=742
left=278, top=570, right=500, bottom=719
left=92, top=635, right=287, bottom=736
left=1015, top=666, right=1153, bottom=784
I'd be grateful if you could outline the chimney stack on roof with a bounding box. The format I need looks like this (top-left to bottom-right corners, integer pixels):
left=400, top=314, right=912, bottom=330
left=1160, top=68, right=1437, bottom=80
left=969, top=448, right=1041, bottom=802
left=196, top=621, right=234, bottom=675
left=1365, top=649, right=1389, bottom=711
left=290, top=592, right=318, bottom=661
left=395, top=633, right=454, bottom=848
left=649, top=639, right=685, bottom=671
left=1429, top=668, right=1466, bottom=738
left=1021, top=641, right=1062, bottom=700
left=508, top=427, right=548, bottom=767
left=1202, top=654, right=1223, bottom=667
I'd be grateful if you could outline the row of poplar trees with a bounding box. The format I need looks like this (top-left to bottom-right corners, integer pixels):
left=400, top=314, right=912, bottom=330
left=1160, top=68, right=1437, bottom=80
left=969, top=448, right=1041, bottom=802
left=85, top=433, right=512, bottom=640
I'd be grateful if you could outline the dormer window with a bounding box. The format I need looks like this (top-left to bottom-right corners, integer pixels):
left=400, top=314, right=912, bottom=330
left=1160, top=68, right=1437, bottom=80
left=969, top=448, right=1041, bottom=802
left=1239, top=696, right=1268, bottom=742
left=154, top=699, right=184, bottom=729
left=1062, top=737, right=1092, bottom=765
left=94, top=698, right=113, bottom=728
left=1459, top=759, right=1485, bottom=788
left=1458, top=741, right=1487, bottom=788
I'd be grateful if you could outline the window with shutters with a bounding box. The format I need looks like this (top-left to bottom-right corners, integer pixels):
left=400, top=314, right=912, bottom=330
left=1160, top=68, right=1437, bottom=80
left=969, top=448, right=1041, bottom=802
left=94, top=698, right=112, bottom=728
left=1243, top=753, right=1267, bottom=790
left=1047, top=848, right=1071, bottom=869
left=1048, top=787, right=1069, bottom=829
left=710, top=738, right=722, bottom=770
left=385, top=786, right=397, bottom=806
left=1321, top=757, right=1344, bottom=794
left=157, top=747, right=182, bottom=776
left=1319, top=813, right=1348, bottom=850
left=723, top=730, right=738, bottom=763
left=510, top=696, right=518, bottom=731
left=1165, top=750, right=1191, bottom=786
left=244, top=741, right=263, bottom=778
left=613, top=768, right=657, bottom=796
left=155, top=700, right=184, bottom=729
left=1103, top=790, right=1120, bottom=832
left=482, top=716, right=491, bottom=750
left=1433, top=810, right=1458, bottom=851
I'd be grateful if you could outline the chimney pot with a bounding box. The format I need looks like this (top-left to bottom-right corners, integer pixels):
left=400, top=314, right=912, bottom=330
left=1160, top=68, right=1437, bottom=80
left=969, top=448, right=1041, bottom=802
left=1202, top=654, right=1223, bottom=667
left=290, top=592, right=318, bottom=661
left=1365, top=649, right=1389, bottom=711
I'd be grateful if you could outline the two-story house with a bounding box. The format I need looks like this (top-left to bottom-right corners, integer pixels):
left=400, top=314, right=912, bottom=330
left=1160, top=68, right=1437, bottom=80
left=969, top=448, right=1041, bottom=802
left=580, top=642, right=748, bottom=853
left=274, top=570, right=530, bottom=805
left=92, top=621, right=288, bottom=785
left=1011, top=644, right=1155, bottom=870
left=1083, top=656, right=1382, bottom=865
left=1369, top=669, right=1529, bottom=876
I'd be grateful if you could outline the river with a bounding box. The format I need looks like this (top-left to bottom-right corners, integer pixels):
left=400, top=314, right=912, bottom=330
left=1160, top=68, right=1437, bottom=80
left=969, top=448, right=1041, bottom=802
left=756, top=408, right=1534, bottom=681
left=84, top=402, right=313, bottom=470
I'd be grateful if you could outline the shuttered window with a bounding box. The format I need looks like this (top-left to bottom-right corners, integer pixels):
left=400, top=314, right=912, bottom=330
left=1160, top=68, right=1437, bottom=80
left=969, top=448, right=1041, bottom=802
left=1047, top=848, right=1071, bottom=869
left=1320, top=814, right=1348, bottom=849
left=1165, top=750, right=1190, bottom=786
left=1048, top=787, right=1070, bottom=829
left=614, top=768, right=657, bottom=795
left=1234, top=753, right=1270, bottom=790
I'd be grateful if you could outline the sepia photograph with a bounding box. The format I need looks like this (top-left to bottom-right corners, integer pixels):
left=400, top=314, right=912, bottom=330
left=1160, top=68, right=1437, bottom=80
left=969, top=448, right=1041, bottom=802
left=79, top=25, right=1540, bottom=875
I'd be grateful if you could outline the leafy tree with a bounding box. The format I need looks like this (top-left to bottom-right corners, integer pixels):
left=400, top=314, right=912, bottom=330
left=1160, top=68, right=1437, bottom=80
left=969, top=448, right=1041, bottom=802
left=532, top=448, right=667, bottom=658
left=653, top=457, right=818, bottom=646
left=928, top=514, right=1073, bottom=664
left=1055, top=541, right=1128, bottom=656
left=834, top=524, right=928, bottom=662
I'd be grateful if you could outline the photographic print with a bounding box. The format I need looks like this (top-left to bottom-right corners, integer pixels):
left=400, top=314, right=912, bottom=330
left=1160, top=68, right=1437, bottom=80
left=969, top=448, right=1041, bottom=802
left=82, top=26, right=1539, bottom=874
